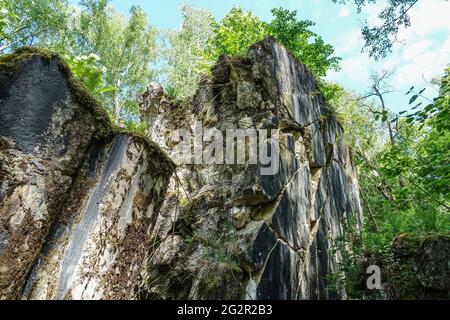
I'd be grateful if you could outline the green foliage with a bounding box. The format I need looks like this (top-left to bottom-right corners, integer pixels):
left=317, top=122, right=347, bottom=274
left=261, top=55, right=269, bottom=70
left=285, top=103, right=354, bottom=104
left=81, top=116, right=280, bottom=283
left=383, top=69, right=450, bottom=201
left=333, top=0, right=423, bottom=59
left=0, top=0, right=158, bottom=127
left=360, top=117, right=449, bottom=238
left=164, top=85, right=178, bottom=100
left=165, top=6, right=266, bottom=98
left=326, top=84, right=385, bottom=157
left=0, top=0, right=69, bottom=52
left=64, top=53, right=115, bottom=96
left=326, top=219, right=366, bottom=299
left=76, top=1, right=157, bottom=123
left=163, top=4, right=214, bottom=99
left=187, top=228, right=243, bottom=298
left=123, top=119, right=147, bottom=134
left=415, top=128, right=450, bottom=198
left=328, top=67, right=450, bottom=299
left=328, top=224, right=420, bottom=300
left=203, top=7, right=340, bottom=78
left=319, top=81, right=345, bottom=104
left=164, top=6, right=340, bottom=101
left=204, top=7, right=266, bottom=59
left=399, top=68, right=450, bottom=132
left=267, top=8, right=340, bottom=77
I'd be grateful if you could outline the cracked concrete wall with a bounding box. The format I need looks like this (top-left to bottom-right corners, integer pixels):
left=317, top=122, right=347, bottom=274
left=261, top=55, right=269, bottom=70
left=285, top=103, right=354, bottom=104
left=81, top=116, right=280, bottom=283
left=0, top=53, right=102, bottom=299
left=0, top=50, right=173, bottom=299
left=0, top=38, right=363, bottom=300
left=21, top=135, right=172, bottom=300
left=139, top=37, right=363, bottom=300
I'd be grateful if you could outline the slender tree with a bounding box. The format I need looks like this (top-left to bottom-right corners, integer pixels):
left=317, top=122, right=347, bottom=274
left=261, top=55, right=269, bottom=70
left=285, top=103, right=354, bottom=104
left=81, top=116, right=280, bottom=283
left=0, top=0, right=69, bottom=52
left=77, top=0, right=157, bottom=123
left=163, top=4, right=214, bottom=99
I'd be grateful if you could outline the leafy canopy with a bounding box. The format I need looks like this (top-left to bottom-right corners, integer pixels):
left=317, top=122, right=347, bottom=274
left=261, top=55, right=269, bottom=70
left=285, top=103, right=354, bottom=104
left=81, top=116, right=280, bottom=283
left=204, top=7, right=266, bottom=58
left=64, top=53, right=115, bottom=95
left=76, top=1, right=157, bottom=123
left=332, top=1, right=447, bottom=60
left=0, top=0, right=69, bottom=52
left=203, top=7, right=340, bottom=78
left=1, top=0, right=158, bottom=125
left=329, top=68, right=450, bottom=299
left=163, top=4, right=214, bottom=99
left=268, top=8, right=340, bottom=77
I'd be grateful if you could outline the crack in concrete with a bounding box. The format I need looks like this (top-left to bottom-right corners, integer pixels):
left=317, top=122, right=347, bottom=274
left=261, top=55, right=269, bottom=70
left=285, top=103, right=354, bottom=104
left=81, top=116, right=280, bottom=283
left=257, top=165, right=305, bottom=222
left=295, top=216, right=323, bottom=299
left=265, top=223, right=298, bottom=253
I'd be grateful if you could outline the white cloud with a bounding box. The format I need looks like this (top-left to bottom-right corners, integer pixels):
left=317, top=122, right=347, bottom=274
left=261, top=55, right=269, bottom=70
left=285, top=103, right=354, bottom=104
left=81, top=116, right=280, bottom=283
left=319, top=0, right=449, bottom=112
left=338, top=7, right=350, bottom=18
left=326, top=53, right=371, bottom=86
left=401, top=39, right=432, bottom=61
left=332, top=0, right=450, bottom=90
left=364, top=0, right=387, bottom=25
left=335, top=28, right=363, bottom=54
left=386, top=0, right=450, bottom=86
left=361, top=0, right=449, bottom=41
left=393, top=40, right=450, bottom=86
left=314, top=10, right=322, bottom=19
left=396, top=0, right=450, bottom=41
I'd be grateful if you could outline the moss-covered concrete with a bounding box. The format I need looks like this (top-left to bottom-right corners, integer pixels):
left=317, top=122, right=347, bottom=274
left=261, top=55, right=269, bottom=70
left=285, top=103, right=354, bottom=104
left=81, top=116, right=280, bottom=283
left=0, top=47, right=175, bottom=299
left=0, top=47, right=177, bottom=165
left=139, top=37, right=364, bottom=300
left=0, top=47, right=111, bottom=139
left=393, top=232, right=450, bottom=252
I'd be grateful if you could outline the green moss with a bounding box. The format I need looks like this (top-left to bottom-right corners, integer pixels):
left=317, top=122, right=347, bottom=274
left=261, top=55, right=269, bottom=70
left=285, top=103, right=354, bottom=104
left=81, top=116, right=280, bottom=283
left=0, top=47, right=179, bottom=179
left=196, top=262, right=244, bottom=299
left=116, top=129, right=175, bottom=173
left=0, top=47, right=112, bottom=139
left=0, top=47, right=57, bottom=74
left=393, top=232, right=450, bottom=252
left=179, top=197, right=190, bottom=208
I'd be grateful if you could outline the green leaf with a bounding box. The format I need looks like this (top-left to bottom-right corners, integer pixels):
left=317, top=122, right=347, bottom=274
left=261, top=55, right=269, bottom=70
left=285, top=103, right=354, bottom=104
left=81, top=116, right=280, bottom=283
left=424, top=104, right=434, bottom=112
left=409, top=95, right=419, bottom=105
left=405, top=86, right=414, bottom=95
left=96, top=86, right=116, bottom=94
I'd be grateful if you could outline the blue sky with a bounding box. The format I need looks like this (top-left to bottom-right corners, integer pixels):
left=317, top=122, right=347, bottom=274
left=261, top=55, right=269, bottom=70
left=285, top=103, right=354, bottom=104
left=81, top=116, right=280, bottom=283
left=107, top=0, right=450, bottom=112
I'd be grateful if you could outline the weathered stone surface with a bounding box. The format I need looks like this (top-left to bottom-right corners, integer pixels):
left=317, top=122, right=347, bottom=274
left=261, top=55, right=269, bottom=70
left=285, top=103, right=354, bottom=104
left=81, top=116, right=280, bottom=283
left=256, top=242, right=299, bottom=300
left=270, top=164, right=311, bottom=251
left=393, top=234, right=450, bottom=292
left=21, top=135, right=171, bottom=300
left=1, top=38, right=363, bottom=300
left=0, top=49, right=173, bottom=300
left=139, top=37, right=363, bottom=300
left=242, top=222, right=278, bottom=270
left=0, top=51, right=106, bottom=299
left=247, top=38, right=326, bottom=127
